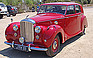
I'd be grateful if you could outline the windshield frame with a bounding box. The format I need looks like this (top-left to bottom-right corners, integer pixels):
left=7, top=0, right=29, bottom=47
left=38, top=5, right=67, bottom=15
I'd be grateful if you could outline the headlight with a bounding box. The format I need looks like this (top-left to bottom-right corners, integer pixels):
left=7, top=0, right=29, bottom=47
left=13, top=24, right=18, bottom=31
left=35, top=26, right=41, bottom=33
left=19, top=37, right=24, bottom=44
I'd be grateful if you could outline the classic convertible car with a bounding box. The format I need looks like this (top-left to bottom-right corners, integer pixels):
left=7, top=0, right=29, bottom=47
left=4, top=2, right=88, bottom=56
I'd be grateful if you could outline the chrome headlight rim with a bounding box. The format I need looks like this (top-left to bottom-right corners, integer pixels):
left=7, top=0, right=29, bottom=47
left=13, top=24, right=18, bottom=31
left=35, top=26, right=41, bottom=33
left=19, top=37, right=25, bottom=44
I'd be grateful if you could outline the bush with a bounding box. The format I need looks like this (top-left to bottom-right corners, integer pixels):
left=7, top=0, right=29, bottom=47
left=83, top=1, right=88, bottom=4
left=81, top=0, right=88, bottom=4
left=63, top=0, right=71, bottom=2
left=18, top=9, right=24, bottom=13
left=75, top=1, right=83, bottom=5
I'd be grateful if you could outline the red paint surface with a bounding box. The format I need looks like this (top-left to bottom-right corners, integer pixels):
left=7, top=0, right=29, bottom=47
left=5, top=2, right=88, bottom=48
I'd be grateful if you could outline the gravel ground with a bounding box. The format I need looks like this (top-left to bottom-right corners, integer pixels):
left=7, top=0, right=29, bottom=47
left=0, top=7, right=93, bottom=58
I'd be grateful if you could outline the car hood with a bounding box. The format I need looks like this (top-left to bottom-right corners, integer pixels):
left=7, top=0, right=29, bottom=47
left=30, top=13, right=64, bottom=23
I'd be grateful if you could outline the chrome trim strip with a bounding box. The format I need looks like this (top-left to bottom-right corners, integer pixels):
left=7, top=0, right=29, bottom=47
left=38, top=13, right=83, bottom=23
left=21, top=18, right=36, bottom=24
left=65, top=17, right=69, bottom=18
left=65, top=14, right=83, bottom=18
left=30, top=47, right=48, bottom=51
left=12, top=41, right=14, bottom=48
left=4, top=41, right=48, bottom=51
left=65, top=15, right=77, bottom=18
left=37, top=18, right=64, bottom=23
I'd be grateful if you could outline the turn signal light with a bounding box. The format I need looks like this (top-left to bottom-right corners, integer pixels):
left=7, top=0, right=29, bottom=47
left=11, top=8, right=14, bottom=10
left=0, top=9, right=2, bottom=11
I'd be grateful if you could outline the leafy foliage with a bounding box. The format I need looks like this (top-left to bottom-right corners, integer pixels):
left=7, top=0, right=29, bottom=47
left=1, top=0, right=91, bottom=13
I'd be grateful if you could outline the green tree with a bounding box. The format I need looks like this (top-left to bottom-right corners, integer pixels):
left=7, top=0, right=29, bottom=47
left=0, top=0, right=2, bottom=2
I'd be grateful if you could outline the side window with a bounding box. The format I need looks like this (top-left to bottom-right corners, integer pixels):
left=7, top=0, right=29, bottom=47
left=75, top=5, right=81, bottom=13
left=66, top=5, right=75, bottom=15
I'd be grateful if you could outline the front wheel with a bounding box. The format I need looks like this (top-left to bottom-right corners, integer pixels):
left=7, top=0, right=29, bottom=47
left=12, top=14, right=16, bottom=16
left=0, top=15, right=3, bottom=19
left=46, top=35, right=60, bottom=57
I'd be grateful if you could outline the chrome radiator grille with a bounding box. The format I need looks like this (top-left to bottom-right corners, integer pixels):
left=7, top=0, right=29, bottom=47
left=20, top=22, right=34, bottom=42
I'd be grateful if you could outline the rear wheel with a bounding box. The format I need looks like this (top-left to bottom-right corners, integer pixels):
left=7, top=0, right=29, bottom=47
left=13, top=14, right=16, bottom=16
left=0, top=15, right=3, bottom=19
left=80, top=28, right=85, bottom=36
left=46, top=35, right=60, bottom=57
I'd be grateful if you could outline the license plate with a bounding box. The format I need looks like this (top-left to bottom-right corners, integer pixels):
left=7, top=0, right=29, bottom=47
left=14, top=45, right=28, bottom=51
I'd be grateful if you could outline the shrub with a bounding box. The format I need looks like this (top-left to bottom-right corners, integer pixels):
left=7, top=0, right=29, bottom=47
left=75, top=1, right=83, bottom=6
left=18, top=9, right=24, bottom=13
left=81, top=0, right=88, bottom=4
left=63, top=0, right=71, bottom=2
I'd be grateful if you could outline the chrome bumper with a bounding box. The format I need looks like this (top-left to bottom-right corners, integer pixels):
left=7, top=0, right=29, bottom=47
left=0, top=11, right=7, bottom=15
left=4, top=41, right=48, bottom=51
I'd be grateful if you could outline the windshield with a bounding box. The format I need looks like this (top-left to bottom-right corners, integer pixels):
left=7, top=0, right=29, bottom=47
left=38, top=5, right=67, bottom=15
left=0, top=4, right=5, bottom=7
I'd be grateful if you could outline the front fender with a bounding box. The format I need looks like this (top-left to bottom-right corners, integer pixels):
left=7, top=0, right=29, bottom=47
left=42, top=25, right=64, bottom=48
left=5, top=22, right=20, bottom=41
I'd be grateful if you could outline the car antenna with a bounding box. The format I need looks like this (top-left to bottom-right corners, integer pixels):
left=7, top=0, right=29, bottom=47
left=26, top=15, right=29, bottom=19
left=11, top=18, right=13, bottom=23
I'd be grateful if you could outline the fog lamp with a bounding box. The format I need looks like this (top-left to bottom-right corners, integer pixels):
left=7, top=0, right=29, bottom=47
left=14, top=33, right=17, bottom=37
left=36, top=35, right=39, bottom=39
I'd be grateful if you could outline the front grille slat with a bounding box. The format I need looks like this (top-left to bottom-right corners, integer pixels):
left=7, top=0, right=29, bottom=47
left=20, top=22, right=34, bottom=42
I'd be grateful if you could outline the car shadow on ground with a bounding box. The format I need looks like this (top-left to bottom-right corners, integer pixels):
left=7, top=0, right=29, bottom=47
left=59, top=34, right=82, bottom=53
left=0, top=34, right=83, bottom=58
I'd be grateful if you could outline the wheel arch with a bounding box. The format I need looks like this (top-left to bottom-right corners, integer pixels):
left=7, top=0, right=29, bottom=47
left=81, top=15, right=88, bottom=31
left=57, top=32, right=63, bottom=44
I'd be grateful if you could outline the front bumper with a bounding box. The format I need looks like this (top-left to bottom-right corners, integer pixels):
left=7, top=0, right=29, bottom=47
left=4, top=41, right=48, bottom=52
left=0, top=11, right=7, bottom=15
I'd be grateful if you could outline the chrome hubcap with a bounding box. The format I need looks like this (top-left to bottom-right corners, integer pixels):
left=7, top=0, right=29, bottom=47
left=53, top=41, right=57, bottom=49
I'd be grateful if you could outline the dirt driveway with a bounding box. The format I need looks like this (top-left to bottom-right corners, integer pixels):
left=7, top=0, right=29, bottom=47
left=0, top=7, right=93, bottom=58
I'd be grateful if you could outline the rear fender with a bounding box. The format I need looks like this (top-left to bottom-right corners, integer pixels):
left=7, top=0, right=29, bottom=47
left=81, top=15, right=88, bottom=31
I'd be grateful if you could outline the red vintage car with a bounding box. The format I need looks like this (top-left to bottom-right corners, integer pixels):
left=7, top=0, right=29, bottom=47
left=4, top=2, right=88, bottom=56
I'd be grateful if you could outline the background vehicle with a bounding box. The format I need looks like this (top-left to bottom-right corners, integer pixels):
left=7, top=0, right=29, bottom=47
left=32, top=6, right=35, bottom=12
left=4, top=2, right=88, bottom=57
left=37, top=5, right=39, bottom=11
left=7, top=5, right=18, bottom=17
left=0, top=3, right=7, bottom=19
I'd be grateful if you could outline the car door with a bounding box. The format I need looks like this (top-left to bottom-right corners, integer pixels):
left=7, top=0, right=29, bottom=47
left=75, top=5, right=82, bottom=32
left=64, top=5, right=77, bottom=37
